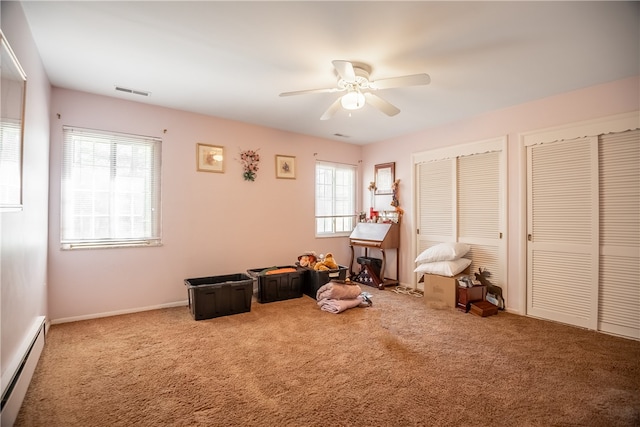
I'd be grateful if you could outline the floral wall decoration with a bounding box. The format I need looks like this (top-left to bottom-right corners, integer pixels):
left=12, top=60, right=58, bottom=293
left=367, top=181, right=377, bottom=219
left=368, top=181, right=376, bottom=205
left=391, top=179, right=403, bottom=214
left=238, top=148, right=260, bottom=181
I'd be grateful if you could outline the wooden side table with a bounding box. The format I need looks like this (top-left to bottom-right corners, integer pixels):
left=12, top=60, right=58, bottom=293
left=457, top=285, right=486, bottom=312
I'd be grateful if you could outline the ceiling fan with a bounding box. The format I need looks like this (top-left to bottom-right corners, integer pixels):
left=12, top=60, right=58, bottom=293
left=279, top=60, right=431, bottom=120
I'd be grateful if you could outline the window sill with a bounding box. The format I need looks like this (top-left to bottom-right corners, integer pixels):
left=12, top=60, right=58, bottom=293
left=61, top=240, right=162, bottom=250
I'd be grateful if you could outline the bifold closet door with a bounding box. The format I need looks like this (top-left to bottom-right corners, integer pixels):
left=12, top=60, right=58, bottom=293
left=598, top=130, right=639, bottom=339
left=457, top=152, right=503, bottom=286
left=416, top=151, right=505, bottom=291
left=527, top=137, right=599, bottom=330
left=416, top=159, right=455, bottom=257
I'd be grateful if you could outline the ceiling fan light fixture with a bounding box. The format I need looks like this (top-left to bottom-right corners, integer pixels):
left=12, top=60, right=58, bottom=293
left=340, top=90, right=365, bottom=110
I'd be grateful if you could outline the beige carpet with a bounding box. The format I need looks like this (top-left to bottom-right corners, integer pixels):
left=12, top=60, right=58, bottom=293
left=15, top=288, right=640, bottom=427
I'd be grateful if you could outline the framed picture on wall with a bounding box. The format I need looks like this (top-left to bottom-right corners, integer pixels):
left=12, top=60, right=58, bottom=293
left=196, top=143, right=224, bottom=173
left=275, top=154, right=296, bottom=179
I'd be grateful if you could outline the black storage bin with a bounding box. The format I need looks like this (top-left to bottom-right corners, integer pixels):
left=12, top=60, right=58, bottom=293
left=302, top=265, right=348, bottom=299
left=247, top=266, right=304, bottom=303
left=184, top=274, right=253, bottom=320
left=357, top=256, right=382, bottom=278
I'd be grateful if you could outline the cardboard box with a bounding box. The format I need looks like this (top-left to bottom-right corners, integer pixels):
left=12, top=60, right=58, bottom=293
left=422, top=267, right=470, bottom=309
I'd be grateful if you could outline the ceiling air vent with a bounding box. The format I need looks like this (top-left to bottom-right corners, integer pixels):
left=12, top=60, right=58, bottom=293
left=333, top=133, right=350, bottom=138
left=115, top=86, right=150, bottom=97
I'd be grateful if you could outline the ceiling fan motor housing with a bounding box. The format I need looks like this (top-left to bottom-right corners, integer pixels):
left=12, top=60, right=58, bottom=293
left=337, top=66, right=372, bottom=91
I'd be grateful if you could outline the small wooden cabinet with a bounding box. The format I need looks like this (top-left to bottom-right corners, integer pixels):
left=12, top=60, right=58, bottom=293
left=457, top=285, right=486, bottom=312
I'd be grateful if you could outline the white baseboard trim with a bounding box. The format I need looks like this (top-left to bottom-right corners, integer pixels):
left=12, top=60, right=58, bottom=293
left=1, top=316, right=46, bottom=427
left=51, top=300, right=188, bottom=325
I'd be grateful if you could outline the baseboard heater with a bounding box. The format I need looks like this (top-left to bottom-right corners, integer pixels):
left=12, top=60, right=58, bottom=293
left=1, top=317, right=46, bottom=427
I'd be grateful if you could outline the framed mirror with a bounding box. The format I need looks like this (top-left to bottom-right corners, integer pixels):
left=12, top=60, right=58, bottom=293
left=0, top=30, right=27, bottom=210
left=374, top=162, right=395, bottom=195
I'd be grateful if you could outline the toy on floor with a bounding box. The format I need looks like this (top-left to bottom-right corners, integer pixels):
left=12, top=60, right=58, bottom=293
left=314, top=252, right=338, bottom=271
left=297, top=251, right=317, bottom=268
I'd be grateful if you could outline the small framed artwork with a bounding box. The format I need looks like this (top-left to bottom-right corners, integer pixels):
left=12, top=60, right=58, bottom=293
left=275, top=154, right=296, bottom=179
left=196, top=143, right=224, bottom=173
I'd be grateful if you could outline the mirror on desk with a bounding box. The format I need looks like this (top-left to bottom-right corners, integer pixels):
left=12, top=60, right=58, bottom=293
left=374, top=162, right=394, bottom=195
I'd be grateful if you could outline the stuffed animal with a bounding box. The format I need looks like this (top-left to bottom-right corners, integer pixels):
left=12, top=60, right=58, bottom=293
left=314, top=252, right=338, bottom=271
left=297, top=251, right=317, bottom=268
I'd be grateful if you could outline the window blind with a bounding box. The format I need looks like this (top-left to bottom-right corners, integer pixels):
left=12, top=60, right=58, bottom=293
left=0, top=120, right=22, bottom=207
left=61, top=126, right=162, bottom=249
left=315, top=161, right=356, bottom=236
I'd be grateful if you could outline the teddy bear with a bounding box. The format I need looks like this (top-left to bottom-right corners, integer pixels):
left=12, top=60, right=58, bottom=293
left=313, top=252, right=338, bottom=271
left=297, top=251, right=317, bottom=268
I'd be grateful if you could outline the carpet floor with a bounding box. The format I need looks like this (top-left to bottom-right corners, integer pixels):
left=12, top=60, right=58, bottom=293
left=15, top=287, right=640, bottom=426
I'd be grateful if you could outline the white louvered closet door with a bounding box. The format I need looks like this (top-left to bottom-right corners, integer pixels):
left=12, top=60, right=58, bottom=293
left=598, top=130, right=639, bottom=339
left=416, top=159, right=455, bottom=257
left=527, top=137, right=599, bottom=330
left=457, top=152, right=504, bottom=287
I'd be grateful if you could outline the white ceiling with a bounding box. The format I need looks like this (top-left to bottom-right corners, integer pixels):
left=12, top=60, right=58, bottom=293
left=19, top=1, right=640, bottom=145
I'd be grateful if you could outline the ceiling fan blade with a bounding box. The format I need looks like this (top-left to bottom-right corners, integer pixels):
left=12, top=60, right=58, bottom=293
left=369, top=73, right=431, bottom=90
left=320, top=97, right=342, bottom=121
left=332, top=60, right=356, bottom=83
left=364, top=92, right=400, bottom=116
left=279, top=87, right=340, bottom=97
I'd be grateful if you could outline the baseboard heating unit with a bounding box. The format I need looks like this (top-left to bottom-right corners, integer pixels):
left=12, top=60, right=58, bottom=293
left=1, top=316, right=46, bottom=427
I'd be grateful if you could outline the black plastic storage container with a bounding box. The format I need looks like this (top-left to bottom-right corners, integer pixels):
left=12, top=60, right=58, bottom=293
left=184, top=274, right=253, bottom=320
left=247, top=266, right=304, bottom=303
left=302, top=265, right=349, bottom=299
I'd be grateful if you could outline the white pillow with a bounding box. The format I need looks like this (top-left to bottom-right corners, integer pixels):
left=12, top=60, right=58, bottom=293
left=413, top=258, right=472, bottom=277
left=415, top=242, right=470, bottom=264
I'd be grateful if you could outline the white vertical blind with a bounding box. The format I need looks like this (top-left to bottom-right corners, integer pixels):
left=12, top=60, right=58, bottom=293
left=598, top=129, right=639, bottom=338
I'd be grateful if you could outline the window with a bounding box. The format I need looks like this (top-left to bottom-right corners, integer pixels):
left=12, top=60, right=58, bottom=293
left=0, top=120, right=22, bottom=208
left=315, top=161, right=356, bottom=236
left=61, top=126, right=161, bottom=249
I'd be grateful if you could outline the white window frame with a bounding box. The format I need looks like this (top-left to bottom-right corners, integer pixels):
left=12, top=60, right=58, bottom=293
left=315, top=160, right=357, bottom=237
left=60, top=126, right=162, bottom=249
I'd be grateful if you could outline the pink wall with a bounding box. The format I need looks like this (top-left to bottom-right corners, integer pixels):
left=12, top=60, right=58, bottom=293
left=48, top=89, right=362, bottom=321
left=47, top=77, right=639, bottom=321
left=362, top=76, right=640, bottom=314
left=1, top=2, right=51, bottom=384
